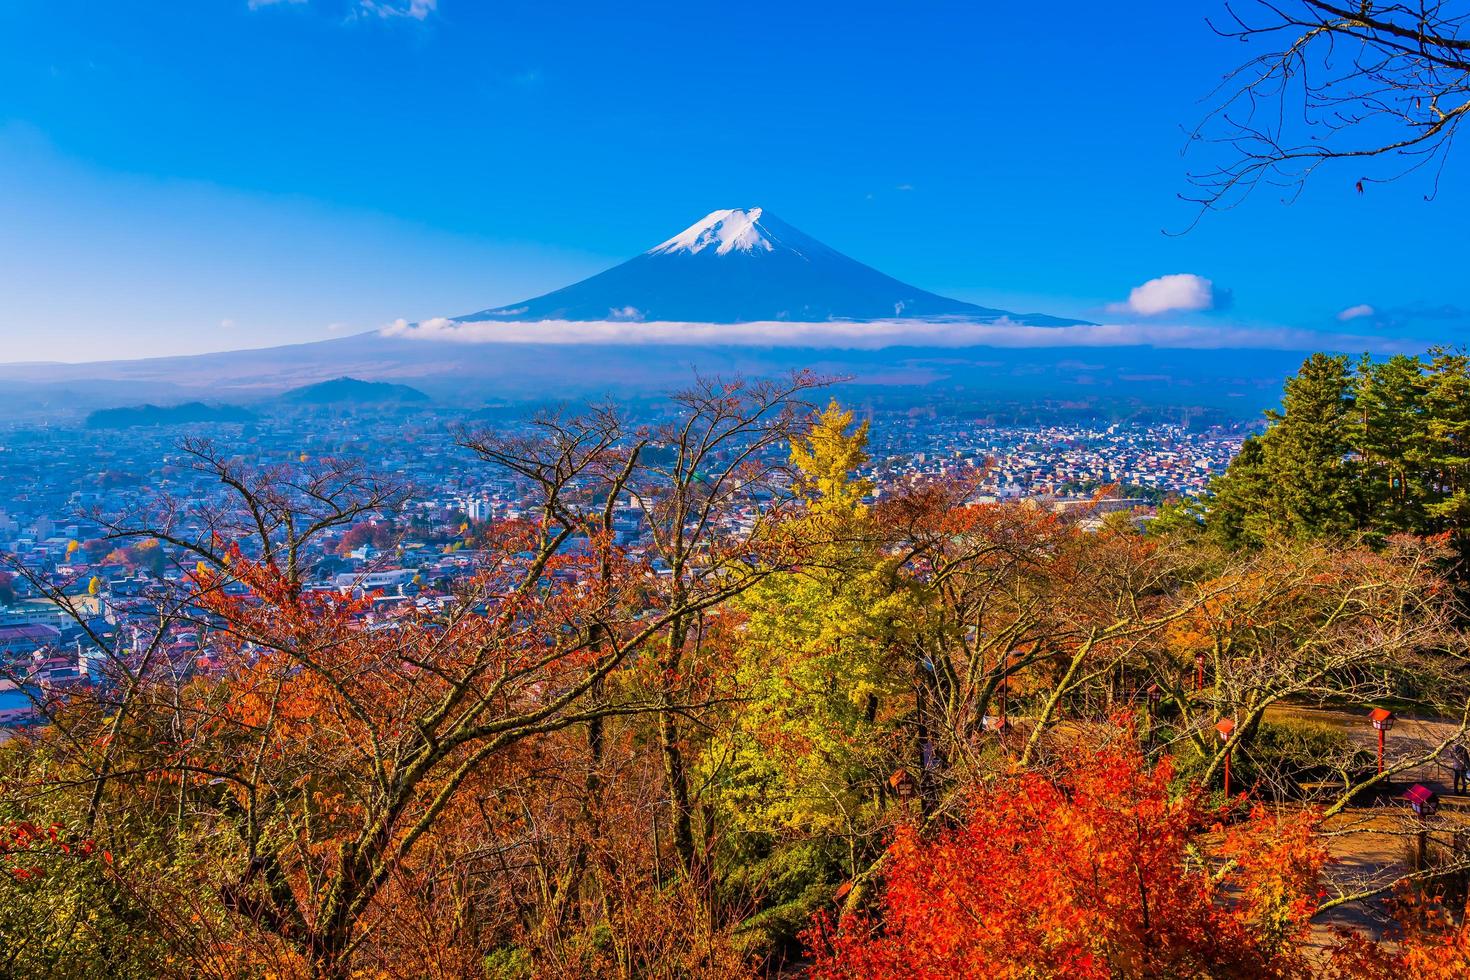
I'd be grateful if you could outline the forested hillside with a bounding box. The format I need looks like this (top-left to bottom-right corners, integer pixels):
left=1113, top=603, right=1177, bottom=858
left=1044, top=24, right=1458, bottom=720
left=5, top=368, right=1470, bottom=978
left=1206, top=350, right=1470, bottom=584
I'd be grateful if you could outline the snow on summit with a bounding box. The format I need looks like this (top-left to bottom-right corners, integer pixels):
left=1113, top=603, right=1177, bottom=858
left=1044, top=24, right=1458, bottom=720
left=649, top=207, right=794, bottom=256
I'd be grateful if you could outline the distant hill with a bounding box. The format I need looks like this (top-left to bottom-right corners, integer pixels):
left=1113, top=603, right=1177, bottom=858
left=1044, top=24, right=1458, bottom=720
left=276, top=377, right=430, bottom=406
left=84, top=402, right=256, bottom=429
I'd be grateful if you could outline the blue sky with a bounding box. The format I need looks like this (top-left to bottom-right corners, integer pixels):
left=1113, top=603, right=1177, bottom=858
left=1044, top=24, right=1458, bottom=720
left=1, top=0, right=1466, bottom=362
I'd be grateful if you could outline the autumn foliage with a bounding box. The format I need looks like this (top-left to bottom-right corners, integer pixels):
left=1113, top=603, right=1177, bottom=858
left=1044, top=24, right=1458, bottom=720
left=806, top=734, right=1327, bottom=979
left=6, top=384, right=1470, bottom=978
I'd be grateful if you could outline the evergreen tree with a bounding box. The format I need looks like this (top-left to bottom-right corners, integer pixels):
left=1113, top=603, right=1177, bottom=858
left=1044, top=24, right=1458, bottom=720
left=1422, top=349, right=1470, bottom=587
left=1263, top=352, right=1361, bottom=538
left=1207, top=434, right=1271, bottom=548
left=1207, top=353, right=1361, bottom=545
left=1354, top=353, right=1427, bottom=534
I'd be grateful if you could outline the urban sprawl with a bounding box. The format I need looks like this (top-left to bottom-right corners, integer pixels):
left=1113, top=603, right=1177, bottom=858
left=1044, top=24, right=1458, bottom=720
left=0, top=408, right=1246, bottom=730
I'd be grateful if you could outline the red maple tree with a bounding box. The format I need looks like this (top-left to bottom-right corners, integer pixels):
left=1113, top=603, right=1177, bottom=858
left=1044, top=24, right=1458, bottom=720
left=807, top=733, right=1327, bottom=979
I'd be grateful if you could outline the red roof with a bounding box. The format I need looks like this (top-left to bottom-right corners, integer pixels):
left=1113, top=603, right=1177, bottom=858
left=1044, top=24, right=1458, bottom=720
left=0, top=625, right=60, bottom=642
left=1403, top=784, right=1437, bottom=807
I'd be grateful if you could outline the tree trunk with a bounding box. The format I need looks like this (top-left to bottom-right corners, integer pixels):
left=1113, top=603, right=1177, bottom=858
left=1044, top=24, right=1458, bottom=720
left=658, top=615, right=698, bottom=879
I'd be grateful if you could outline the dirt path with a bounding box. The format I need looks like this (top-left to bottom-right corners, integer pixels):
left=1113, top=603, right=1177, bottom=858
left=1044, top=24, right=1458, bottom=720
left=1262, top=704, right=1470, bottom=953
left=1267, top=704, right=1464, bottom=793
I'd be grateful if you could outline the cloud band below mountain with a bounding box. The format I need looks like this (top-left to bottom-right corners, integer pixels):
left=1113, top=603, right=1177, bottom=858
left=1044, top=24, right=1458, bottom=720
left=381, top=317, right=1410, bottom=353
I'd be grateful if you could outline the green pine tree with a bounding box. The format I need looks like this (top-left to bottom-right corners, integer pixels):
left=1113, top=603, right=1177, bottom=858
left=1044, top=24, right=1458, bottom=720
left=1208, top=353, right=1362, bottom=545
left=1353, top=353, right=1427, bottom=535
left=1207, top=434, right=1272, bottom=548
left=1422, top=348, right=1470, bottom=587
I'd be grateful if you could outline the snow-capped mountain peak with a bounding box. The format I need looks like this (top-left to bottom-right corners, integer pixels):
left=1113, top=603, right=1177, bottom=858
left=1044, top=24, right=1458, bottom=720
left=455, top=207, right=1091, bottom=326
left=648, top=207, right=794, bottom=257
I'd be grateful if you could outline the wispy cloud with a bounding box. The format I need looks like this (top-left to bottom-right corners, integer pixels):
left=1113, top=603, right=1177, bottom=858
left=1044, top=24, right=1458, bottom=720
left=1336, top=302, right=1466, bottom=330
left=357, top=0, right=437, bottom=20
left=380, top=316, right=1410, bottom=353
left=1106, top=274, right=1224, bottom=316
left=249, top=0, right=437, bottom=19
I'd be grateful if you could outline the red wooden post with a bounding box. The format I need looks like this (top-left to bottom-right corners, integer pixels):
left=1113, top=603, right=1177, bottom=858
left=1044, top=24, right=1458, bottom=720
left=1216, top=718, right=1236, bottom=799
left=1369, top=708, right=1394, bottom=780
left=1195, top=653, right=1205, bottom=692
left=1402, top=783, right=1438, bottom=869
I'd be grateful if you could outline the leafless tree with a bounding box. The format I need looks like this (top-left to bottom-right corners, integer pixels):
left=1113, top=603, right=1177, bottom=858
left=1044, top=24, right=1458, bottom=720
left=1189, top=1, right=1470, bottom=213
left=461, top=371, right=828, bottom=894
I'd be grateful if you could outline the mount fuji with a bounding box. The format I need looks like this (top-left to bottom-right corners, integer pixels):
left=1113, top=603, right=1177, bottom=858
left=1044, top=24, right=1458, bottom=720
left=0, top=206, right=1321, bottom=418
left=456, top=208, right=1089, bottom=327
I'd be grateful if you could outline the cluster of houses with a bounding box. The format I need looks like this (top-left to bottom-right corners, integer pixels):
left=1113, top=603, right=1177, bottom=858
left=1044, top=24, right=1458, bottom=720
left=1, top=408, right=1239, bottom=733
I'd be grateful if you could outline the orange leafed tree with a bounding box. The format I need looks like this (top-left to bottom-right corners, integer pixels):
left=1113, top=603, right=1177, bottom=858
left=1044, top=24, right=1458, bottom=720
left=1325, top=889, right=1470, bottom=978
left=806, top=731, right=1327, bottom=979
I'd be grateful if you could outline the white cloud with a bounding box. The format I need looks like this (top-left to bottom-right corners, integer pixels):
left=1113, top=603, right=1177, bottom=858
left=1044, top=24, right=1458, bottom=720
left=378, top=316, right=1408, bottom=354
left=1106, top=274, right=1220, bottom=316
left=358, top=0, right=437, bottom=19
left=383, top=316, right=452, bottom=337
left=219, top=318, right=236, bottom=329
left=249, top=0, right=435, bottom=18
left=1337, top=304, right=1376, bottom=321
